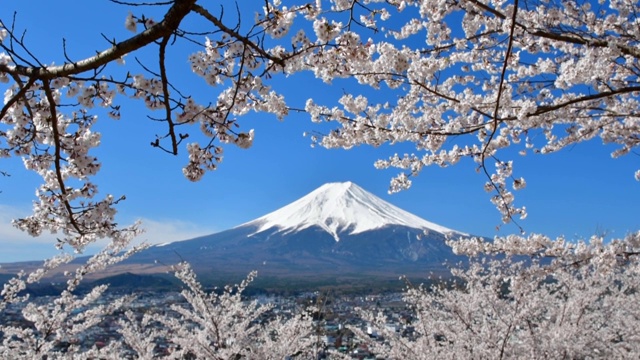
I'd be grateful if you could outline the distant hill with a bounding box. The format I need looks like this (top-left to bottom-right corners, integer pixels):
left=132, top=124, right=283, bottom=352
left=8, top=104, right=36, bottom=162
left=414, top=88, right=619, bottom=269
left=13, top=273, right=179, bottom=297
left=86, top=272, right=178, bottom=291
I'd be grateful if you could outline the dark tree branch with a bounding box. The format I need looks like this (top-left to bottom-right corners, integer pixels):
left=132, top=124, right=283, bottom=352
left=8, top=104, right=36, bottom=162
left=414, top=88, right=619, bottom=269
left=158, top=34, right=178, bottom=155
left=0, top=0, right=196, bottom=79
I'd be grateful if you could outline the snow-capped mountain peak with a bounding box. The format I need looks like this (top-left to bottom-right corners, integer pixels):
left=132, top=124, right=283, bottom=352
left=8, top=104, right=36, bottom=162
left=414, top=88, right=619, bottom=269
left=240, top=181, right=461, bottom=241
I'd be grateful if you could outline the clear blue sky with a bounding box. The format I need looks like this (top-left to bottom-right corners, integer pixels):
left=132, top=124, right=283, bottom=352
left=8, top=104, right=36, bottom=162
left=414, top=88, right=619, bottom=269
left=0, top=1, right=638, bottom=262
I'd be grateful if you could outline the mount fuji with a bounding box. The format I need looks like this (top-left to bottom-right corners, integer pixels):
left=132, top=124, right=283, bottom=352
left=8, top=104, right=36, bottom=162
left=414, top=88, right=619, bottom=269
left=115, top=182, right=471, bottom=284
left=241, top=181, right=461, bottom=242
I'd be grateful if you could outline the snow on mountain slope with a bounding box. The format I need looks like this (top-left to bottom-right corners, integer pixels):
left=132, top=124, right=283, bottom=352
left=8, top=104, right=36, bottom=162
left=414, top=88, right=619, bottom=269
left=240, top=181, right=463, bottom=241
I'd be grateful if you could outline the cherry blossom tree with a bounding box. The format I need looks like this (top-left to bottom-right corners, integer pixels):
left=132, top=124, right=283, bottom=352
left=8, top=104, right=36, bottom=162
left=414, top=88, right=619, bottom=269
left=117, top=264, right=317, bottom=359
left=1, top=0, right=640, bottom=358
left=355, top=233, right=640, bottom=358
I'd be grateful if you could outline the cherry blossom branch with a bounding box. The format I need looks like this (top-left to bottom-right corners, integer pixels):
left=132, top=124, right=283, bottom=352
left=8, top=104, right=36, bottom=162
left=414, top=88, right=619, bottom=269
left=191, top=4, right=285, bottom=67
left=465, top=0, right=640, bottom=59
left=0, top=76, right=35, bottom=123
left=42, top=80, right=83, bottom=235
left=481, top=0, right=522, bottom=229
left=525, top=86, right=640, bottom=118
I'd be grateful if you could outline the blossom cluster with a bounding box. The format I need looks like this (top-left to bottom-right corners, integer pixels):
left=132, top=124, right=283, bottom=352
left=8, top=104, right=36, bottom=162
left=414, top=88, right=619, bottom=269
left=289, top=0, right=640, bottom=224
left=358, top=242, right=640, bottom=359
